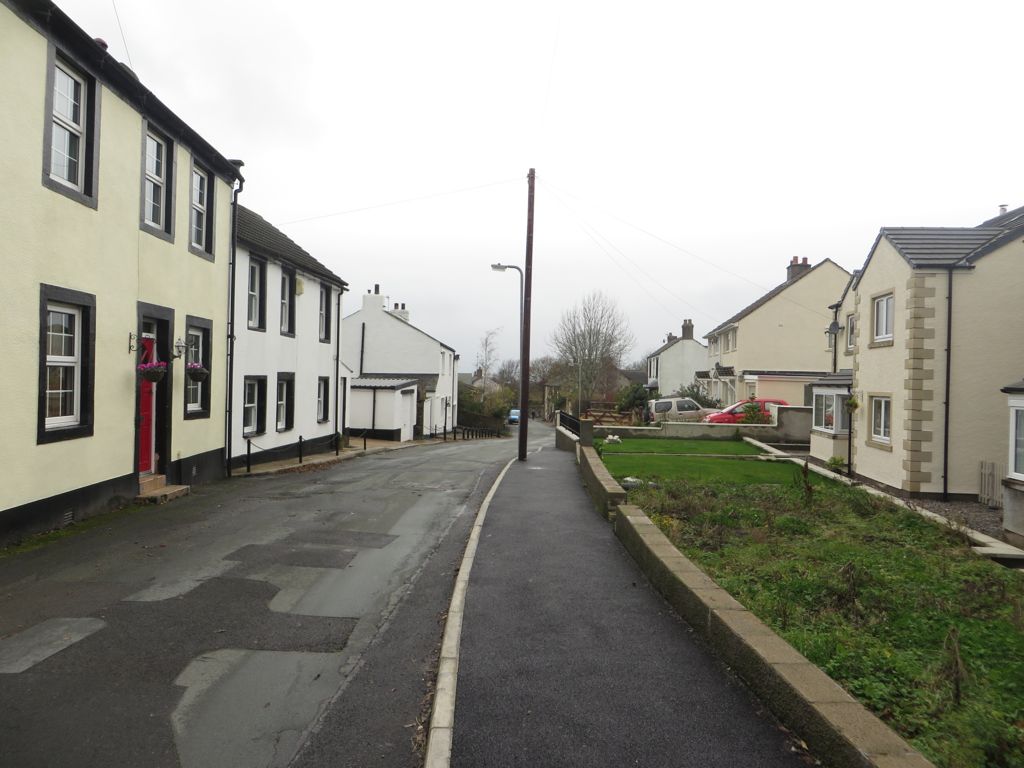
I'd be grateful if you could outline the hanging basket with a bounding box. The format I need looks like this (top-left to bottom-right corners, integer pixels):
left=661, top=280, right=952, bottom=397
left=186, top=366, right=209, bottom=382
left=138, top=364, right=165, bottom=382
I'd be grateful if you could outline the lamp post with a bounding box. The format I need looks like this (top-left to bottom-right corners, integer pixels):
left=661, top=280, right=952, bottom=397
left=491, top=262, right=524, bottom=408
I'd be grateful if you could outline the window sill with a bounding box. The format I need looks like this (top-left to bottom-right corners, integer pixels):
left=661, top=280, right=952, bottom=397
left=1003, top=476, right=1024, bottom=491
left=243, top=430, right=264, bottom=438
left=812, top=428, right=849, bottom=440
left=319, top=337, right=331, bottom=344
left=188, top=243, right=215, bottom=262
left=276, top=426, right=293, bottom=434
left=41, top=174, right=98, bottom=209
left=184, top=409, right=210, bottom=420
left=140, top=221, right=174, bottom=244
left=247, top=325, right=266, bottom=333
left=316, top=418, right=329, bottom=424
left=866, top=438, right=893, bottom=452
left=37, top=422, right=94, bottom=444
left=868, top=338, right=894, bottom=349
left=280, top=331, right=295, bottom=339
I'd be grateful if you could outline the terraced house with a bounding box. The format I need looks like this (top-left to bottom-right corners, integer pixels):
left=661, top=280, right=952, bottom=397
left=0, top=0, right=242, bottom=539
left=812, top=205, right=1024, bottom=502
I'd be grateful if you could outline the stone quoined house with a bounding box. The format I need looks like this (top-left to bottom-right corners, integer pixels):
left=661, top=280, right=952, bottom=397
left=0, top=0, right=242, bottom=538
left=699, top=258, right=851, bottom=405
left=230, top=207, right=348, bottom=469
left=810, top=205, right=1024, bottom=501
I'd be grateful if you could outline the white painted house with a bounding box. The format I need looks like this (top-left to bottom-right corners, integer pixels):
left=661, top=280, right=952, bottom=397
left=0, top=0, right=242, bottom=540
left=231, top=206, right=347, bottom=469
left=645, top=320, right=707, bottom=396
left=341, top=286, right=458, bottom=441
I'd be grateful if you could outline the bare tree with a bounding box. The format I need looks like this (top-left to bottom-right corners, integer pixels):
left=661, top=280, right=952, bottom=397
left=495, top=358, right=520, bottom=389
left=551, top=291, right=634, bottom=406
left=475, top=328, right=499, bottom=384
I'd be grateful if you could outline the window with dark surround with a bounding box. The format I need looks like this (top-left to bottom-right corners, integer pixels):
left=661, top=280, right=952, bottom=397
left=189, top=161, right=215, bottom=259
left=38, top=284, right=96, bottom=444
left=42, top=48, right=100, bottom=207
left=247, top=258, right=267, bottom=330
left=319, top=283, right=332, bottom=343
left=140, top=121, right=174, bottom=241
left=280, top=268, right=296, bottom=336
left=317, top=376, right=329, bottom=422
left=242, top=376, right=267, bottom=436
left=183, top=316, right=212, bottom=419
left=276, top=372, right=295, bottom=431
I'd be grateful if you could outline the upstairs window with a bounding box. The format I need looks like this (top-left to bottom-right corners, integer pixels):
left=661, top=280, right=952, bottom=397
left=319, top=284, right=331, bottom=342
left=142, top=126, right=174, bottom=238
left=846, top=314, right=856, bottom=350
left=44, top=54, right=99, bottom=206
left=189, top=165, right=214, bottom=256
left=247, top=259, right=266, bottom=330
left=873, top=294, right=894, bottom=342
left=280, top=269, right=295, bottom=336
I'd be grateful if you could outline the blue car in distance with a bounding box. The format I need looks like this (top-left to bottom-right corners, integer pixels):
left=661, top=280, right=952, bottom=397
left=508, top=409, right=520, bottom=424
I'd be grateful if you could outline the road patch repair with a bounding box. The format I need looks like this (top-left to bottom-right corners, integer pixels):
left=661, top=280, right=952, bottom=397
left=576, top=444, right=937, bottom=768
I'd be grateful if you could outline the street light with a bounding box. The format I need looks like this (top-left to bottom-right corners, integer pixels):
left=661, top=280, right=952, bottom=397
left=491, top=263, right=524, bottom=408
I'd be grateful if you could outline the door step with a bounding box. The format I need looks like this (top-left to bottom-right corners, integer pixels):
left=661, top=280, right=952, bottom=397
left=135, top=484, right=190, bottom=505
left=138, top=474, right=166, bottom=494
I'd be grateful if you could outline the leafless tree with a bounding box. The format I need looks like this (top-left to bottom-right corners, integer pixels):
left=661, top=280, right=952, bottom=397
left=495, top=358, right=520, bottom=389
left=551, top=291, right=634, bottom=405
left=475, top=328, right=499, bottom=384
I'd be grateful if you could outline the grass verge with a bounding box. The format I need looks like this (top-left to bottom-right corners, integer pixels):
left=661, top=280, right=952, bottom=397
left=602, top=454, right=827, bottom=485
left=598, top=437, right=764, bottom=456
left=626, top=476, right=1024, bottom=767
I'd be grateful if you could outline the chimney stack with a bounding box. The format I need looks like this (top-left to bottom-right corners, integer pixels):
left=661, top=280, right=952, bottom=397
left=787, top=256, right=812, bottom=282
left=999, top=203, right=1009, bottom=215
left=374, top=284, right=380, bottom=294
left=681, top=319, right=694, bottom=340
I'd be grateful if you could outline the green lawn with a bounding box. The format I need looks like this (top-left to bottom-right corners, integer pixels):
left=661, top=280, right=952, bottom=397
left=602, top=454, right=823, bottom=485
left=627, top=476, right=1024, bottom=767
left=598, top=437, right=763, bottom=456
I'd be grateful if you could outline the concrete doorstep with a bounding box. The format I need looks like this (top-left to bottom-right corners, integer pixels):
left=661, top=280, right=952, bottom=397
left=575, top=447, right=936, bottom=768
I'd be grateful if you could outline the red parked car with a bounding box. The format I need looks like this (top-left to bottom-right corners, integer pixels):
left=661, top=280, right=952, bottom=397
left=702, top=398, right=788, bottom=424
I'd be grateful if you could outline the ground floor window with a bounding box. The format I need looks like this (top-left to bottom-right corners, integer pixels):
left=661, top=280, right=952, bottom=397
left=813, top=391, right=850, bottom=433
left=184, top=317, right=212, bottom=418
left=870, top=396, right=891, bottom=442
left=38, top=285, right=95, bottom=443
left=243, top=376, right=266, bottom=436
left=1011, top=403, right=1024, bottom=480
left=276, top=372, right=294, bottom=431
left=317, top=377, right=329, bottom=423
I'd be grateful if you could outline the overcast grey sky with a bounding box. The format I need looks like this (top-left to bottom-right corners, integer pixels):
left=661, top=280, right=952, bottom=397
left=56, top=0, right=1024, bottom=366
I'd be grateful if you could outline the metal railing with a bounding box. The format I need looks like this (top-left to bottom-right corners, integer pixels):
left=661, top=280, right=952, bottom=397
left=244, top=432, right=342, bottom=473
left=558, top=411, right=581, bottom=437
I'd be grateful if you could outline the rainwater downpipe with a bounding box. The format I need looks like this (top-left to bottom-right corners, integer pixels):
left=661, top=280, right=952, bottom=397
left=359, top=322, right=366, bottom=376
left=333, top=287, right=343, bottom=448
left=225, top=163, right=244, bottom=477
left=942, top=268, right=954, bottom=501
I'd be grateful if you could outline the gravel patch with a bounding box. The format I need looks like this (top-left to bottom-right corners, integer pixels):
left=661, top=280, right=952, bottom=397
left=907, top=497, right=1007, bottom=541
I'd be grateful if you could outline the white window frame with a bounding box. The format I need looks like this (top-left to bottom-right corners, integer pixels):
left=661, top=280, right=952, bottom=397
left=317, top=378, right=329, bottom=422
left=319, top=285, right=329, bottom=341
left=276, top=380, right=288, bottom=430
left=45, top=303, right=81, bottom=428
left=870, top=396, right=891, bottom=443
left=846, top=314, right=856, bottom=350
left=243, top=380, right=258, bottom=435
left=813, top=390, right=849, bottom=434
left=190, top=167, right=208, bottom=249
left=185, top=327, right=203, bottom=412
left=280, top=272, right=291, bottom=334
left=144, top=132, right=167, bottom=228
left=1009, top=397, right=1024, bottom=481
left=248, top=261, right=262, bottom=328
left=51, top=62, right=86, bottom=190
left=873, top=294, right=894, bottom=341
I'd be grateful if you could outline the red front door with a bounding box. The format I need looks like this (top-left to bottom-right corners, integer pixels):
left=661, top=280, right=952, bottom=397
left=138, top=337, right=156, bottom=474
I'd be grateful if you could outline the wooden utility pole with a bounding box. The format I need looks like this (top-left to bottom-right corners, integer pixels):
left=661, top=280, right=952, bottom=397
left=518, top=169, right=535, bottom=461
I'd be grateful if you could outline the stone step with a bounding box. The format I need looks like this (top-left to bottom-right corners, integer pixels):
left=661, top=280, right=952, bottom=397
left=138, top=474, right=166, bottom=494
left=135, top=485, right=190, bottom=505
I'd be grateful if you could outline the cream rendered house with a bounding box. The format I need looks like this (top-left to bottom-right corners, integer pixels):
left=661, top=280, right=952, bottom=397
left=0, top=0, right=242, bottom=539
left=700, top=258, right=851, bottom=405
left=645, top=320, right=707, bottom=396
left=341, top=285, right=458, bottom=441
left=835, top=207, right=1024, bottom=498
left=230, top=207, right=347, bottom=470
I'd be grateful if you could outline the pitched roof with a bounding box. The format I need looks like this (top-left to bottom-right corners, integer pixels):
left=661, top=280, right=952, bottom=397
left=237, top=206, right=346, bottom=287
left=351, top=377, right=418, bottom=390
left=620, top=369, right=646, bottom=385
left=705, top=259, right=847, bottom=338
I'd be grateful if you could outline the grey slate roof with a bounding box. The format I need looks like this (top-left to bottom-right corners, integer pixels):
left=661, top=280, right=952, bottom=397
left=705, top=259, right=847, bottom=338
left=620, top=369, right=646, bottom=385
left=237, top=206, right=346, bottom=288
left=881, top=228, right=1004, bottom=268
left=351, top=377, right=418, bottom=390
left=810, top=370, right=853, bottom=388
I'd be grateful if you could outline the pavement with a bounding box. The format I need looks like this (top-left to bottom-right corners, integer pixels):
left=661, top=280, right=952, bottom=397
left=450, top=446, right=810, bottom=767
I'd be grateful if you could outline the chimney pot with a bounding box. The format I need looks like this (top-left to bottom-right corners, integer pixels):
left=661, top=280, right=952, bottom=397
left=401, top=303, right=406, bottom=310
left=999, top=203, right=1008, bottom=215
left=374, top=284, right=379, bottom=294
left=681, top=319, right=694, bottom=340
left=93, top=37, right=109, bottom=51
left=394, top=303, right=399, bottom=310
left=791, top=256, right=799, bottom=264
left=801, top=257, right=808, bottom=265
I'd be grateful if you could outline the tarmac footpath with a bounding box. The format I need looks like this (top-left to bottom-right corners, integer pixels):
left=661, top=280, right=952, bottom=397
left=448, top=447, right=809, bottom=767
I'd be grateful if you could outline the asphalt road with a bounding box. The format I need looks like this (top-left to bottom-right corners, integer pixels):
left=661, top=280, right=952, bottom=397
left=0, top=429, right=544, bottom=768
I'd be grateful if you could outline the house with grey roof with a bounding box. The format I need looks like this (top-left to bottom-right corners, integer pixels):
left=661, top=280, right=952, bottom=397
left=231, top=206, right=348, bottom=468
left=700, top=258, right=851, bottom=405
left=341, top=284, right=458, bottom=441
left=823, top=204, right=1024, bottom=511
left=645, top=320, right=707, bottom=397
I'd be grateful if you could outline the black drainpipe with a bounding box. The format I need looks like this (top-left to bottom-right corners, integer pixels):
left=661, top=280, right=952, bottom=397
left=333, top=286, right=344, bottom=446
left=359, top=322, right=366, bottom=376
left=225, top=162, right=244, bottom=477
left=942, top=268, right=954, bottom=501
left=371, top=388, right=377, bottom=430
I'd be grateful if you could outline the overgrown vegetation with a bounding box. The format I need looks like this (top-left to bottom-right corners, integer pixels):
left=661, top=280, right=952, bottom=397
left=626, top=474, right=1024, bottom=767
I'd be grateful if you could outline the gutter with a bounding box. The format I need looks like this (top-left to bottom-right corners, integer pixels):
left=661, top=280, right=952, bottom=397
left=224, top=163, right=244, bottom=477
